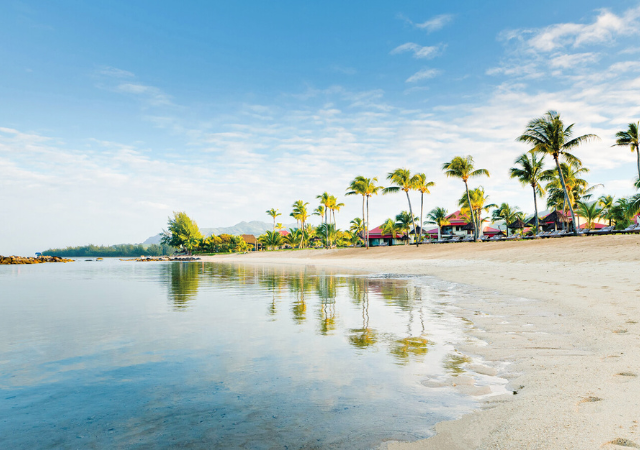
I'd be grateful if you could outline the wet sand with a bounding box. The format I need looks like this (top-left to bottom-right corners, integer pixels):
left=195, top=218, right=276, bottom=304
left=202, top=234, right=640, bottom=449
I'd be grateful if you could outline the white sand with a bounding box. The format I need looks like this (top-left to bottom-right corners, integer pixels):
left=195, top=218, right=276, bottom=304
left=202, top=235, right=640, bottom=449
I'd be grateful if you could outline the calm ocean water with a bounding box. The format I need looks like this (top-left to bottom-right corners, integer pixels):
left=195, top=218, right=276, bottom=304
left=0, top=259, right=495, bottom=449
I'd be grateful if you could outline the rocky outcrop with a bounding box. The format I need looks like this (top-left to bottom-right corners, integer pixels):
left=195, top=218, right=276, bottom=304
left=132, top=256, right=201, bottom=262
left=0, top=255, right=74, bottom=265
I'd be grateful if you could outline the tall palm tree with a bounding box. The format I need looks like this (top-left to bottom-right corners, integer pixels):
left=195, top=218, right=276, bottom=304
left=613, top=121, right=639, bottom=182
left=316, top=192, right=331, bottom=226
left=266, top=208, right=281, bottom=231
left=517, top=110, right=599, bottom=235
left=509, top=152, right=546, bottom=232
left=491, top=203, right=521, bottom=237
left=291, top=200, right=309, bottom=248
left=412, top=173, right=436, bottom=244
left=330, top=197, right=345, bottom=224
left=458, top=187, right=497, bottom=236
left=346, top=176, right=382, bottom=249
left=443, top=156, right=490, bottom=241
left=395, top=211, right=417, bottom=245
left=383, top=169, right=419, bottom=245
left=576, top=201, right=603, bottom=230
left=425, top=207, right=450, bottom=241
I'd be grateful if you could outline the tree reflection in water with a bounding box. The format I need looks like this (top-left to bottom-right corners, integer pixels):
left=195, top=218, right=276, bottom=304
left=347, top=277, right=378, bottom=348
left=388, top=286, right=433, bottom=365
left=316, top=274, right=337, bottom=335
left=167, top=262, right=201, bottom=309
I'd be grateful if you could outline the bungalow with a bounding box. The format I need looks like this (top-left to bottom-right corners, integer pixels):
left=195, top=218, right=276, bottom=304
left=241, top=234, right=260, bottom=251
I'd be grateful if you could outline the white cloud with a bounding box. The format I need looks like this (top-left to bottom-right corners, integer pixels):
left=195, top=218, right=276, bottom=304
left=406, top=68, right=440, bottom=83
left=525, top=6, right=640, bottom=52
left=415, top=14, right=453, bottom=33
left=97, top=66, right=135, bottom=78
left=390, top=43, right=442, bottom=59
left=549, top=52, right=599, bottom=68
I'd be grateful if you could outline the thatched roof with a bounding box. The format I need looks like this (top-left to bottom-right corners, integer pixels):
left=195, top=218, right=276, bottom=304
left=508, top=218, right=526, bottom=229
left=461, top=222, right=475, bottom=231
left=542, top=210, right=571, bottom=223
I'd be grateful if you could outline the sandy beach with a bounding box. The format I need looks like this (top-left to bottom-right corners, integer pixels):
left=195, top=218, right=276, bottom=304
left=202, top=235, right=640, bottom=449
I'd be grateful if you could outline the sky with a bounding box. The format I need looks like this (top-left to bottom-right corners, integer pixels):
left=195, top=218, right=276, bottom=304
left=2, top=1, right=640, bottom=255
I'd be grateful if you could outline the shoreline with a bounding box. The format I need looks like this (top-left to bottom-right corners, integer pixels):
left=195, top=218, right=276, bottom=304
left=201, top=235, right=640, bottom=449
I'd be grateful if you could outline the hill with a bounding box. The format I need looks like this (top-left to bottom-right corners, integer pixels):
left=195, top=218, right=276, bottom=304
left=143, top=221, right=295, bottom=245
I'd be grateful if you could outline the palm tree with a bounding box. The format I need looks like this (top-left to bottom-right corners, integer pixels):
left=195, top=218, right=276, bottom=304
left=442, top=156, right=490, bottom=241
left=576, top=201, right=603, bottom=230
left=425, top=207, right=450, bottom=241
left=285, top=228, right=304, bottom=248
left=457, top=186, right=495, bottom=238
left=412, top=173, right=436, bottom=244
left=381, top=218, right=400, bottom=242
left=266, top=208, right=281, bottom=231
left=509, top=152, right=546, bottom=232
left=517, top=111, right=599, bottom=235
left=395, top=211, right=416, bottom=245
left=316, top=192, right=331, bottom=226
left=275, top=222, right=284, bottom=232
left=313, top=200, right=328, bottom=248
left=259, top=230, right=284, bottom=250
left=349, top=217, right=364, bottom=239
left=613, top=121, right=639, bottom=182
left=597, top=195, right=615, bottom=226
left=383, top=169, right=419, bottom=245
left=491, top=203, right=522, bottom=237
left=290, top=200, right=309, bottom=248
left=346, top=176, right=382, bottom=249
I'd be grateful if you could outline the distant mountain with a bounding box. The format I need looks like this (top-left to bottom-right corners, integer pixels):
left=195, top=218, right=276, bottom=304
left=143, top=221, right=296, bottom=245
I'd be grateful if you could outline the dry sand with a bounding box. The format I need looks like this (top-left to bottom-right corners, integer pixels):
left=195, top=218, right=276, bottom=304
left=202, top=235, right=640, bottom=449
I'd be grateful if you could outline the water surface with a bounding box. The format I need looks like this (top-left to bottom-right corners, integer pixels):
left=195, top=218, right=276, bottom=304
left=1, top=260, right=489, bottom=448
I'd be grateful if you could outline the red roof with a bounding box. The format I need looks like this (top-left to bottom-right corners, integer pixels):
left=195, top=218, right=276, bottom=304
left=278, top=230, right=290, bottom=236
left=483, top=226, right=503, bottom=235
left=580, top=222, right=607, bottom=229
left=445, top=210, right=470, bottom=225
left=368, top=226, right=406, bottom=239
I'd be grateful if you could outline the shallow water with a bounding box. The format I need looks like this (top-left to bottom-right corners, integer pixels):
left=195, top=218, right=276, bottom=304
left=1, top=260, right=487, bottom=449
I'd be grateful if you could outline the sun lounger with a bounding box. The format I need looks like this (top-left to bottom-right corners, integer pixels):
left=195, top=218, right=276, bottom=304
left=591, top=226, right=614, bottom=235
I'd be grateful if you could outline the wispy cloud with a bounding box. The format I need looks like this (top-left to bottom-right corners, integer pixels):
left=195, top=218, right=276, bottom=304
left=406, top=68, right=440, bottom=83
left=95, top=67, right=173, bottom=107
left=549, top=52, right=599, bottom=69
left=390, top=43, right=443, bottom=59
left=97, top=66, right=135, bottom=78
left=416, top=14, right=453, bottom=33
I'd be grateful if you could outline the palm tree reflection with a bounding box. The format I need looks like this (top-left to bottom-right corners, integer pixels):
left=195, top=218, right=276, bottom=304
left=347, top=278, right=378, bottom=348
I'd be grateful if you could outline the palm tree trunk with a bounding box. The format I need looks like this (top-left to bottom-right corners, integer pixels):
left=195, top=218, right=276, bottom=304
left=636, top=147, right=640, bottom=182
left=405, top=190, right=418, bottom=246
left=437, top=225, right=441, bottom=241
left=554, top=156, right=578, bottom=235
left=419, top=193, right=424, bottom=245
left=362, top=195, right=367, bottom=249
left=465, top=181, right=477, bottom=241
left=366, top=196, right=370, bottom=249
left=532, top=184, right=540, bottom=232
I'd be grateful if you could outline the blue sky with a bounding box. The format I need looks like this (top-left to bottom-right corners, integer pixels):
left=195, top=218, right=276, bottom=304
left=2, top=1, right=640, bottom=254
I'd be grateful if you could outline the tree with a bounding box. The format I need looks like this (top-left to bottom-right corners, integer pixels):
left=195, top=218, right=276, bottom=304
left=161, top=212, right=203, bottom=254
left=458, top=187, right=497, bottom=236
left=349, top=218, right=365, bottom=246
left=383, top=169, right=419, bottom=245
left=517, top=110, right=599, bottom=235
left=412, top=173, right=436, bottom=244
left=609, top=197, right=638, bottom=229
left=317, top=223, right=338, bottom=247
left=597, top=195, right=615, bottom=226
left=613, top=121, right=639, bottom=182
left=290, top=200, right=309, bottom=248
left=381, top=218, right=400, bottom=241
left=425, top=207, right=450, bottom=241
left=346, top=176, right=382, bottom=249
left=442, top=156, right=490, bottom=241
left=576, top=201, right=603, bottom=230
left=510, top=152, right=546, bottom=232
left=284, top=228, right=304, bottom=248
left=491, top=203, right=522, bottom=237
left=259, top=230, right=284, bottom=250
left=266, top=208, right=281, bottom=231
left=395, top=211, right=416, bottom=245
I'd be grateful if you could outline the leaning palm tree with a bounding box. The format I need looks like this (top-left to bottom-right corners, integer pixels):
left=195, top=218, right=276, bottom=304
left=509, top=152, right=546, bottom=232
left=412, top=173, right=436, bottom=244
left=266, top=208, right=281, bottom=231
left=346, top=176, right=382, bottom=249
left=613, top=121, right=639, bottom=181
left=576, top=201, right=603, bottom=230
left=442, top=156, right=490, bottom=241
left=517, top=110, right=599, bottom=235
left=425, top=207, right=450, bottom=241
left=383, top=169, right=419, bottom=245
